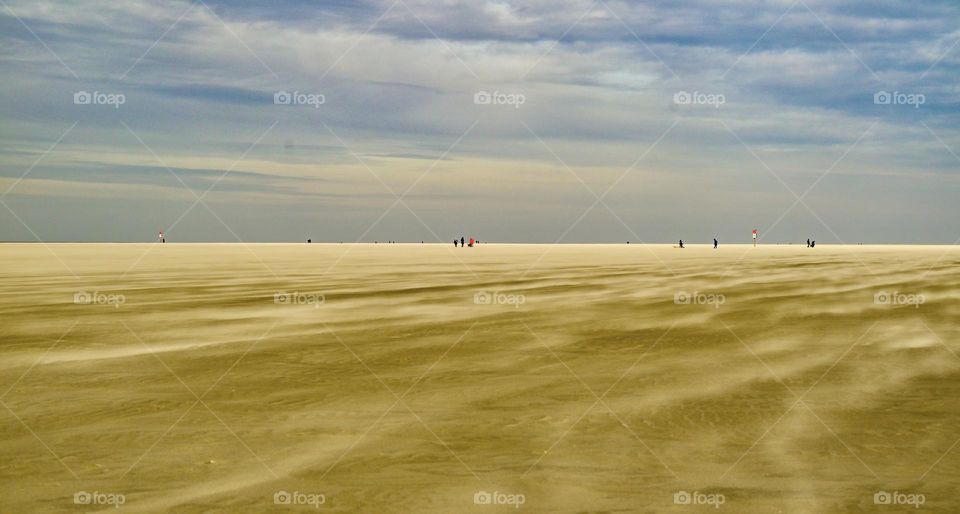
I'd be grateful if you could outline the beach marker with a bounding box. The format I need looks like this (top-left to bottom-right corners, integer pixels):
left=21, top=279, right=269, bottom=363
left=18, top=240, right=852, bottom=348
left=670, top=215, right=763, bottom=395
left=752, top=228, right=758, bottom=247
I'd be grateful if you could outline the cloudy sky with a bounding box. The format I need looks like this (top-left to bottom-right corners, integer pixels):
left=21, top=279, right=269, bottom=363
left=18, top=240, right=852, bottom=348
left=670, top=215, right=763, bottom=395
left=1, top=0, right=957, bottom=243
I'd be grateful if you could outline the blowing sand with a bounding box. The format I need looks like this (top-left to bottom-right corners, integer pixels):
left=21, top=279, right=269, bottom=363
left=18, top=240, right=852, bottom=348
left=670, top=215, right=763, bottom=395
left=1, top=243, right=958, bottom=513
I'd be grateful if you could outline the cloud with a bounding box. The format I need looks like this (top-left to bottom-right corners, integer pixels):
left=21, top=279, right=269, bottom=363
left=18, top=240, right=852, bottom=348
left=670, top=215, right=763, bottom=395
left=0, top=0, right=958, bottom=242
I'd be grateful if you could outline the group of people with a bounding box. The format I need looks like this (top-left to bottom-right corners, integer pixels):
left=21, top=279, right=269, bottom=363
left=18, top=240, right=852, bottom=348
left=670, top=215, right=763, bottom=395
left=300, top=236, right=816, bottom=246
left=676, top=238, right=719, bottom=249
left=673, top=237, right=816, bottom=248
left=453, top=237, right=478, bottom=247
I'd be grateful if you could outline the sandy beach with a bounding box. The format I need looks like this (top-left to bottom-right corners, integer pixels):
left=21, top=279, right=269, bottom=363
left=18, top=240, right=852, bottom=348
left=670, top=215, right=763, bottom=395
left=1, top=243, right=958, bottom=513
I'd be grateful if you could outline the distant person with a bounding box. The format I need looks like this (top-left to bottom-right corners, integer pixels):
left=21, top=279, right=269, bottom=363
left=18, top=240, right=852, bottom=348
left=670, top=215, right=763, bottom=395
left=307, top=238, right=311, bottom=243
left=469, top=237, right=474, bottom=247
left=679, top=239, right=684, bottom=248
left=461, top=236, right=465, bottom=247
left=454, top=239, right=458, bottom=247
left=811, top=240, right=816, bottom=248
left=806, top=238, right=811, bottom=247
left=713, top=238, right=718, bottom=249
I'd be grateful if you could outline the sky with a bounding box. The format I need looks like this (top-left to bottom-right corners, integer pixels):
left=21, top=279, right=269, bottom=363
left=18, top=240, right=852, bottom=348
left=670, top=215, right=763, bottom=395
left=0, top=0, right=957, bottom=244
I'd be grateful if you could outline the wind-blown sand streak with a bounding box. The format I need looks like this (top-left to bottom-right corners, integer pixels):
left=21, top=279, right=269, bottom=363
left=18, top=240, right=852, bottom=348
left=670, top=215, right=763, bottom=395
left=1, top=243, right=958, bottom=513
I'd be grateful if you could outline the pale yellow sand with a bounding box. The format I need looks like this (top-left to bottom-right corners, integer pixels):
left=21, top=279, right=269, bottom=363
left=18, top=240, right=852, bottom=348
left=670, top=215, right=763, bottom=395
left=1, top=243, right=958, bottom=513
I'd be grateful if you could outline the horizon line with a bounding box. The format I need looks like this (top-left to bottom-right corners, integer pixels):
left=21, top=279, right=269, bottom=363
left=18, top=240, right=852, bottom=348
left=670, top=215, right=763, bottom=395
left=1, top=241, right=955, bottom=246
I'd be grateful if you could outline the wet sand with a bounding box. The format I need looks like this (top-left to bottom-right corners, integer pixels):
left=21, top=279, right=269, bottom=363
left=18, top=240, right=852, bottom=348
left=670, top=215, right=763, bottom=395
left=1, top=243, right=958, bottom=513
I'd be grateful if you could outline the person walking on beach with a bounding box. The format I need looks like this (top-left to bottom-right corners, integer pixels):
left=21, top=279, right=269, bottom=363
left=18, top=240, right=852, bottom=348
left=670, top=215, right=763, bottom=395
left=454, top=239, right=458, bottom=247
left=713, top=238, right=718, bottom=249
left=461, top=236, right=465, bottom=247
left=806, top=238, right=811, bottom=247
left=679, top=239, right=684, bottom=249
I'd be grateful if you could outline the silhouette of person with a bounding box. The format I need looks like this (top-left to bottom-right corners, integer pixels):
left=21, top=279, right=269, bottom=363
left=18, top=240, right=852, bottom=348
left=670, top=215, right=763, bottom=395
left=679, top=239, right=684, bottom=248
left=806, top=238, right=810, bottom=247
left=454, top=239, right=458, bottom=247
left=811, top=240, right=816, bottom=248
left=461, top=237, right=465, bottom=247
left=713, top=238, right=718, bottom=249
